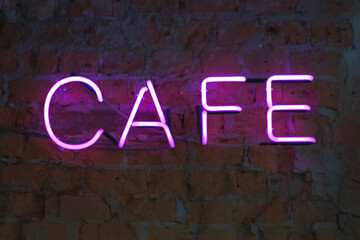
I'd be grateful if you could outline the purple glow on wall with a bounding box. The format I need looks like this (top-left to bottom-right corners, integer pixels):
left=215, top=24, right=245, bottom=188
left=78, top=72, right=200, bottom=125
left=265, top=75, right=316, bottom=143
left=266, top=75, right=314, bottom=108
left=201, top=76, right=246, bottom=145
left=118, top=80, right=175, bottom=148
left=44, top=76, right=104, bottom=150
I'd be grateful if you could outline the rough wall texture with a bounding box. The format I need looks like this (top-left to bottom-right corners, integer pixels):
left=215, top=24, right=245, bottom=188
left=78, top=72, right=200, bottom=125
left=0, top=0, right=359, bottom=239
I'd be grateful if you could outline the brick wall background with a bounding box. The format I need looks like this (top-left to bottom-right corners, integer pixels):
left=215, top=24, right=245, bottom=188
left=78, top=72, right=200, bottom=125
left=0, top=0, right=359, bottom=239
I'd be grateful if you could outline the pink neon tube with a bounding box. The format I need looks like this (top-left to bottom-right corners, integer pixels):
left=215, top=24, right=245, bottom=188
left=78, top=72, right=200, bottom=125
left=44, top=76, right=104, bottom=150
left=201, top=76, right=246, bottom=112
left=265, top=75, right=316, bottom=143
left=267, top=105, right=316, bottom=143
left=201, top=76, right=246, bottom=145
left=118, top=80, right=175, bottom=148
left=201, top=110, right=208, bottom=145
left=266, top=75, right=313, bottom=108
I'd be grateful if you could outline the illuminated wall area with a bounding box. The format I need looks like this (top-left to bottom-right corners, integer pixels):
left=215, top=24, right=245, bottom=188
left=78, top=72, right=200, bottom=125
left=0, top=0, right=359, bottom=239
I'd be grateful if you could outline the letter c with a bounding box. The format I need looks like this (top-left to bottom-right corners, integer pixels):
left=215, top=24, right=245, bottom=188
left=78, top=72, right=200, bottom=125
left=44, top=76, right=104, bottom=150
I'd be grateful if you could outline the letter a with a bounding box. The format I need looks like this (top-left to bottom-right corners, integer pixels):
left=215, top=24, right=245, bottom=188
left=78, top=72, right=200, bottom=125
left=118, top=80, right=175, bottom=148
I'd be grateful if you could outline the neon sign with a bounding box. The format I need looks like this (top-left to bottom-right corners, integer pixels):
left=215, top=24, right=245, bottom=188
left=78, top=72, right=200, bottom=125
left=44, top=76, right=105, bottom=150
left=44, top=75, right=316, bottom=150
left=119, top=80, right=175, bottom=148
left=201, top=76, right=246, bottom=145
left=265, top=75, right=316, bottom=143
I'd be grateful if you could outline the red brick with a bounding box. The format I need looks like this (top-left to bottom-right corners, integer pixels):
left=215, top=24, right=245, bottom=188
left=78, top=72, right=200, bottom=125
left=132, top=0, right=178, bottom=13
left=125, top=198, right=176, bottom=222
left=290, top=51, right=342, bottom=77
left=75, top=147, right=123, bottom=164
left=185, top=200, right=233, bottom=224
left=24, top=136, right=74, bottom=162
left=79, top=224, right=137, bottom=240
left=0, top=107, right=34, bottom=128
left=0, top=24, right=21, bottom=48
left=277, top=146, right=297, bottom=172
left=236, top=200, right=265, bottom=226
left=343, top=152, right=360, bottom=182
left=127, top=142, right=188, bottom=166
left=246, top=0, right=298, bottom=13
left=238, top=229, right=256, bottom=240
left=22, top=52, right=58, bottom=75
left=45, top=194, right=59, bottom=220
left=205, top=80, right=255, bottom=106
left=60, top=195, right=110, bottom=220
left=61, top=52, right=99, bottom=74
left=150, top=49, right=197, bottom=77
left=257, top=200, right=289, bottom=223
left=292, top=200, right=337, bottom=224
left=9, top=80, right=53, bottom=103
left=297, top=0, right=357, bottom=15
left=293, top=114, right=319, bottom=140
left=0, top=132, right=23, bottom=157
left=0, top=49, right=16, bottom=72
left=148, top=227, right=193, bottom=240
left=7, top=192, right=44, bottom=218
left=245, top=50, right=286, bottom=74
left=197, top=144, right=244, bottom=166
left=177, top=20, right=212, bottom=46
left=315, top=81, right=340, bottom=109
left=248, top=146, right=279, bottom=171
left=36, top=23, right=72, bottom=46
left=336, top=118, right=360, bottom=151
left=148, top=170, right=186, bottom=197
left=263, top=21, right=308, bottom=45
left=79, top=224, right=98, bottom=240
left=200, top=50, right=242, bottom=74
left=100, top=224, right=137, bottom=240
left=349, top=217, right=360, bottom=240
left=0, top=193, right=7, bottom=216
left=96, top=80, right=133, bottom=104
left=259, top=227, right=314, bottom=240
left=185, top=0, right=239, bottom=12
left=198, top=230, right=238, bottom=240
left=101, top=51, right=143, bottom=74
left=0, top=223, right=20, bottom=240
left=22, top=223, right=66, bottom=240
left=229, top=106, right=267, bottom=140
left=340, top=178, right=360, bottom=217
left=157, top=80, right=196, bottom=106
left=184, top=109, right=197, bottom=134
left=315, top=228, right=347, bottom=240
left=206, top=113, right=225, bottom=137
left=86, top=169, right=147, bottom=201
left=188, top=172, right=229, bottom=198
left=70, top=0, right=124, bottom=16
left=0, top=163, right=47, bottom=189
left=281, top=81, right=321, bottom=108
left=218, top=20, right=258, bottom=45
left=311, top=22, right=353, bottom=48
left=49, top=167, right=86, bottom=192
left=147, top=17, right=171, bottom=43
left=230, top=171, right=268, bottom=197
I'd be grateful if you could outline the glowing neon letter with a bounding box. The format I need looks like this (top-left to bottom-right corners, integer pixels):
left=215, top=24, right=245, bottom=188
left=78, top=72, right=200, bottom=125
left=44, top=76, right=104, bottom=150
left=118, top=80, right=175, bottom=148
left=201, top=76, right=246, bottom=145
left=266, top=75, right=316, bottom=143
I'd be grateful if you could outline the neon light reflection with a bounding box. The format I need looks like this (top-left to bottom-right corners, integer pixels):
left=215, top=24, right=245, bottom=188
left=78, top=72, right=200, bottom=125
left=44, top=76, right=104, bottom=150
left=118, top=80, right=175, bottom=148
left=201, top=76, right=246, bottom=145
left=265, top=75, right=316, bottom=143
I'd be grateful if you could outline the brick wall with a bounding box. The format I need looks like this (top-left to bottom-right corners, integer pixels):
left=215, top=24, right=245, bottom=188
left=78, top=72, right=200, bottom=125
left=0, top=0, right=359, bottom=239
